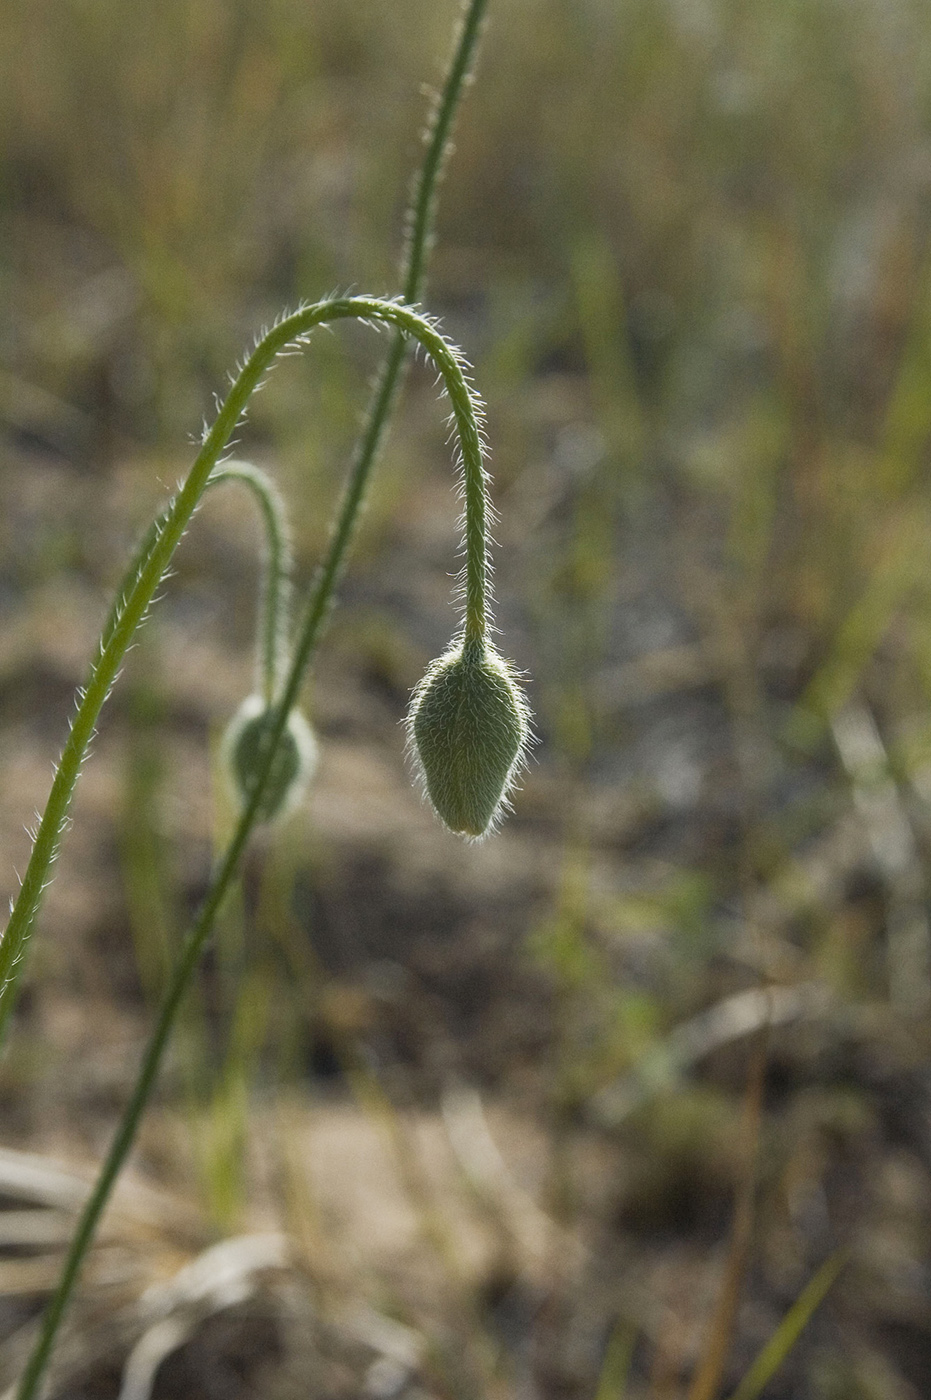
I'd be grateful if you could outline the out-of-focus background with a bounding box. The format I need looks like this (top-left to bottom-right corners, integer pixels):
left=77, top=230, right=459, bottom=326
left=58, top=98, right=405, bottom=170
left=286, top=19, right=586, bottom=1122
left=4, top=0, right=931, bottom=1395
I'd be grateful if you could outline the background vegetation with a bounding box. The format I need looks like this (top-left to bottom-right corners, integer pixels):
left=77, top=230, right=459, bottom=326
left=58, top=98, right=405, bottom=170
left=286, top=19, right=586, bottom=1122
left=3, top=0, right=931, bottom=1395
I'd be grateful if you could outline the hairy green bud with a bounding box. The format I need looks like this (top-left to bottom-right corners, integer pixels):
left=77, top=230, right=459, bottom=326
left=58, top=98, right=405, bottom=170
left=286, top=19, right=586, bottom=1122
left=408, top=641, right=530, bottom=838
left=223, top=695, right=317, bottom=824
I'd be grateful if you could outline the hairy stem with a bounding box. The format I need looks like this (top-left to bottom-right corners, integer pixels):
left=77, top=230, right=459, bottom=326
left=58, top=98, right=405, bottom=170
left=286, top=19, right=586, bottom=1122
left=317, top=0, right=490, bottom=656
left=207, top=461, right=293, bottom=703
left=404, top=0, right=489, bottom=305
left=11, top=295, right=487, bottom=1400
left=0, top=296, right=487, bottom=1044
left=12, top=6, right=489, bottom=1392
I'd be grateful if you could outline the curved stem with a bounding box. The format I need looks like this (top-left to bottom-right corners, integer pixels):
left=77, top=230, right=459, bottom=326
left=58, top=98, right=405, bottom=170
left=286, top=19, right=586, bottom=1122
left=10, top=299, right=486, bottom=1400
left=97, top=463, right=292, bottom=718
left=207, top=461, right=293, bottom=703
left=0, top=296, right=487, bottom=1046
left=11, top=8, right=490, bottom=1393
left=0, top=466, right=292, bottom=1038
left=325, top=0, right=490, bottom=656
left=99, top=464, right=292, bottom=704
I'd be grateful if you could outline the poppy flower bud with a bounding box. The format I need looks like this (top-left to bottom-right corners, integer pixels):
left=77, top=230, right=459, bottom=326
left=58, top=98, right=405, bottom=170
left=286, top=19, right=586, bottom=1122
left=408, top=641, right=530, bottom=837
left=223, top=695, right=317, bottom=823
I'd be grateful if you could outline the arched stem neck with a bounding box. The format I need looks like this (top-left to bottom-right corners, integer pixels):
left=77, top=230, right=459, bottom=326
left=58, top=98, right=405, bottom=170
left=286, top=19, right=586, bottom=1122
left=206, top=461, right=293, bottom=705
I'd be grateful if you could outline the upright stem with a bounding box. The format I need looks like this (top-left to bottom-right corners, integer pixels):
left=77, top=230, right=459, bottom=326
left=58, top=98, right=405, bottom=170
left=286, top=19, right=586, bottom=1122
left=304, top=0, right=490, bottom=655
left=404, top=0, right=489, bottom=305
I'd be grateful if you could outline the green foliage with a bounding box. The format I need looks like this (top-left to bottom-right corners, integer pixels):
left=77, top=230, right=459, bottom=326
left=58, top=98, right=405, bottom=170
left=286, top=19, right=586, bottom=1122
left=729, top=1253, right=846, bottom=1400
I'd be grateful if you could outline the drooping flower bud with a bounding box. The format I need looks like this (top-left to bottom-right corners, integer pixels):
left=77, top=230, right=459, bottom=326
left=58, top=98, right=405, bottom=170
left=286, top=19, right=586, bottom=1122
left=408, top=641, right=530, bottom=838
left=223, top=694, right=317, bottom=824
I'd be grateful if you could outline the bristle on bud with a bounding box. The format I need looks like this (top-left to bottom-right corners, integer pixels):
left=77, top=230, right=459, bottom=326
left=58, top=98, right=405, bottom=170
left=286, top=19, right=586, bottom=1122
left=408, top=641, right=530, bottom=838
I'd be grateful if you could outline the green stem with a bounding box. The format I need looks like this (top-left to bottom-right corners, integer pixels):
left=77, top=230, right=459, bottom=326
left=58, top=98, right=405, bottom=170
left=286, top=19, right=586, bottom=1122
left=0, top=297, right=486, bottom=1044
left=207, top=461, right=293, bottom=703
left=11, top=5, right=489, bottom=1391
left=319, top=0, right=490, bottom=655
left=99, top=462, right=291, bottom=703
left=11, top=786, right=267, bottom=1400
left=403, top=0, right=489, bottom=305
left=10, top=298, right=487, bottom=1400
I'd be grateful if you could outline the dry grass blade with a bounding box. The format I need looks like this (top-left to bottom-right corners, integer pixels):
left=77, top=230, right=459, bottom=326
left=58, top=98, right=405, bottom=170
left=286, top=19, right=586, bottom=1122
left=0, top=1146, right=203, bottom=1241
left=0, top=1234, right=290, bottom=1400
left=117, top=1317, right=192, bottom=1400
left=117, top=1234, right=290, bottom=1400
left=441, top=1085, right=580, bottom=1275
left=831, top=702, right=931, bottom=1013
left=0, top=1212, right=78, bottom=1251
left=591, top=986, right=823, bottom=1129
left=0, top=1148, right=103, bottom=1215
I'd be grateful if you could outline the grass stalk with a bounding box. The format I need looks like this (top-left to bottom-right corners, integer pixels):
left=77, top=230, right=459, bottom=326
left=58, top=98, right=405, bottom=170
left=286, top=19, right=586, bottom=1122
left=728, top=1252, right=846, bottom=1400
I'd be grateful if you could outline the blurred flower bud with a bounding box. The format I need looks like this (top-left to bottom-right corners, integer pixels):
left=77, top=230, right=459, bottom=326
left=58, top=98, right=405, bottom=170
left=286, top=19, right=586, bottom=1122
left=408, top=642, right=530, bottom=837
left=223, top=695, right=317, bottom=823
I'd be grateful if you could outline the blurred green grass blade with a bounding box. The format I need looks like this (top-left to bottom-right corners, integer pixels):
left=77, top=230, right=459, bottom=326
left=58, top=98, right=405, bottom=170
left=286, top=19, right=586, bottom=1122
left=876, top=253, right=931, bottom=499
left=202, top=965, right=272, bottom=1231
left=119, top=669, right=176, bottom=1003
left=795, top=242, right=931, bottom=727
left=797, top=503, right=930, bottom=728
left=728, top=1252, right=846, bottom=1400
left=572, top=231, right=646, bottom=463
left=594, top=1319, right=636, bottom=1400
